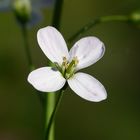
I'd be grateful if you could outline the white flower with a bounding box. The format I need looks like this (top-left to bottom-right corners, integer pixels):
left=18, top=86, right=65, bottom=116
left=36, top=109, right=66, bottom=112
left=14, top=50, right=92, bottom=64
left=28, top=26, right=107, bottom=102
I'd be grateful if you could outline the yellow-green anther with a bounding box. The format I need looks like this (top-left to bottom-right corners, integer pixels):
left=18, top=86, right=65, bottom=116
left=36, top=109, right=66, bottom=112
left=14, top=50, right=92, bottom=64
left=63, top=56, right=67, bottom=62
left=73, top=56, right=79, bottom=65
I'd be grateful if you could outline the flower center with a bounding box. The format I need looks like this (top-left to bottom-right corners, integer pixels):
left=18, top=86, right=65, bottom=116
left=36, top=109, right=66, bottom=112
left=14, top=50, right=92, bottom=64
left=54, top=56, right=79, bottom=79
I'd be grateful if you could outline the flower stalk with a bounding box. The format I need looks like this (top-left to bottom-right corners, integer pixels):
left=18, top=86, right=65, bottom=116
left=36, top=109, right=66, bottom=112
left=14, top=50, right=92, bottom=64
left=52, top=0, right=64, bottom=29
left=45, top=0, right=64, bottom=140
left=68, top=15, right=129, bottom=43
left=45, top=93, right=55, bottom=140
left=45, top=83, right=68, bottom=140
left=21, top=24, right=33, bottom=71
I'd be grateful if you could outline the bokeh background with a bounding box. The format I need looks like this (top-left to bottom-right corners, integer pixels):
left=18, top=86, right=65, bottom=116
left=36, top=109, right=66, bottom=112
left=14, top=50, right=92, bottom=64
left=0, top=0, right=140, bottom=140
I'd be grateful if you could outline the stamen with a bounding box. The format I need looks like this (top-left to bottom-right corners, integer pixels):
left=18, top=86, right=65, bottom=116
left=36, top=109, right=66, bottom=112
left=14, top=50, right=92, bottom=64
left=60, top=56, right=79, bottom=79
left=63, top=56, right=67, bottom=62
left=65, top=56, right=79, bottom=79
left=73, top=56, right=79, bottom=66
left=62, top=57, right=68, bottom=66
left=61, top=56, right=69, bottom=75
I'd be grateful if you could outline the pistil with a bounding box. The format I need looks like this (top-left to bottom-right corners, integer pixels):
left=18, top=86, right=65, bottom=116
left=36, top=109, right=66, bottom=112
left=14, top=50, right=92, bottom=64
left=54, top=56, right=79, bottom=79
left=65, top=57, right=79, bottom=79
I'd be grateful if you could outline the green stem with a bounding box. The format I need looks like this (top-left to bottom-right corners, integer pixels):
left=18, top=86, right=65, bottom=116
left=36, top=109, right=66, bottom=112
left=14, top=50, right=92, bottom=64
left=21, top=24, right=47, bottom=129
left=68, top=15, right=129, bottom=43
left=45, top=0, right=64, bottom=140
left=21, top=24, right=33, bottom=71
left=45, top=84, right=68, bottom=140
left=52, top=0, right=64, bottom=29
left=45, top=93, right=55, bottom=140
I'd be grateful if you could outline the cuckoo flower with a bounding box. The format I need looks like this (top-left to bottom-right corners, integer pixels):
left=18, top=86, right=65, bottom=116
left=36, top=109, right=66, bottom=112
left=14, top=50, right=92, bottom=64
left=28, top=26, right=107, bottom=102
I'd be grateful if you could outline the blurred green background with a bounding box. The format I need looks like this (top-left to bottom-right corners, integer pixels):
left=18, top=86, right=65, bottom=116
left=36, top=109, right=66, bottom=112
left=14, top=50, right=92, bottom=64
left=0, top=0, right=140, bottom=140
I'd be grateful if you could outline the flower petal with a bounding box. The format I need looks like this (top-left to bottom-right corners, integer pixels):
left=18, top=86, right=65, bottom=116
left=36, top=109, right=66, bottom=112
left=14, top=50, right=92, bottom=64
left=67, top=72, right=107, bottom=102
left=37, top=26, right=69, bottom=65
left=69, top=37, right=105, bottom=71
left=28, top=67, right=66, bottom=92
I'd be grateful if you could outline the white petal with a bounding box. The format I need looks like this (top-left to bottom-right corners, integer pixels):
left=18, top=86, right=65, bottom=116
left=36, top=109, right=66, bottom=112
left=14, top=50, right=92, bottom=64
left=69, top=37, right=105, bottom=71
left=28, top=67, right=66, bottom=92
left=67, top=72, right=107, bottom=102
left=37, top=26, right=69, bottom=65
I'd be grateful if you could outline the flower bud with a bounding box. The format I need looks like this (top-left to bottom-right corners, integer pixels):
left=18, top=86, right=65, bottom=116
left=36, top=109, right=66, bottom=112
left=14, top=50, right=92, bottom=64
left=129, top=10, right=140, bottom=26
left=13, top=0, right=32, bottom=25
